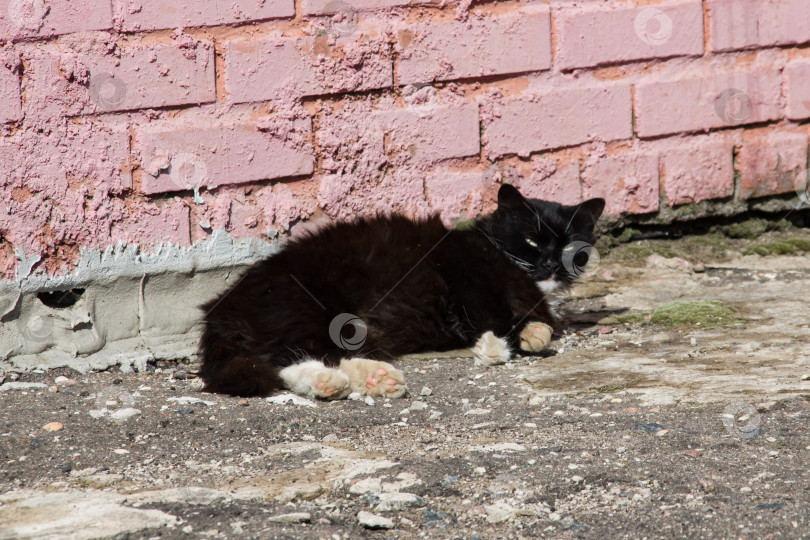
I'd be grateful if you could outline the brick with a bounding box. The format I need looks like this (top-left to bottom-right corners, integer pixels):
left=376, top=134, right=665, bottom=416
left=510, top=161, right=582, bottom=206
left=376, top=104, right=480, bottom=165
left=556, top=0, right=703, bottom=70
left=635, top=67, right=782, bottom=138
left=0, top=122, right=130, bottom=193
left=663, top=139, right=734, bottom=206
left=398, top=5, right=551, bottom=85
left=738, top=132, right=808, bottom=200
left=136, top=119, right=315, bottom=195
left=122, top=0, right=294, bottom=31
left=425, top=170, right=488, bottom=221
left=113, top=201, right=191, bottom=249
left=583, top=153, right=660, bottom=216
left=0, top=65, right=21, bottom=124
left=785, top=59, right=810, bottom=121
left=0, top=0, right=112, bottom=40
left=26, top=42, right=216, bottom=116
left=484, top=85, right=632, bottom=158
left=708, top=0, right=810, bottom=52
left=225, top=36, right=392, bottom=103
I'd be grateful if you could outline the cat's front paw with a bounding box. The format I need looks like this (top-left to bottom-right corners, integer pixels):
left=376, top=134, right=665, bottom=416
left=472, top=331, right=512, bottom=366
left=519, top=321, right=553, bottom=352
left=340, top=358, right=407, bottom=398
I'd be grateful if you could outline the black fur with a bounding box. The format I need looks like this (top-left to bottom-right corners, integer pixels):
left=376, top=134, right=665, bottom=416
left=199, top=184, right=605, bottom=397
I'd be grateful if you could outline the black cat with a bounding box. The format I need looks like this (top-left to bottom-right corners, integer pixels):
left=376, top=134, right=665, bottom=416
left=199, top=184, right=605, bottom=399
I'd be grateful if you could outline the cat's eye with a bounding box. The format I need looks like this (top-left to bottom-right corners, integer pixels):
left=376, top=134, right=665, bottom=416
left=525, top=238, right=538, bottom=248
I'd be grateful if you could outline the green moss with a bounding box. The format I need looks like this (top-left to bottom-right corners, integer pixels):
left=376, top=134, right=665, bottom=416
left=787, top=237, right=810, bottom=251
left=744, top=237, right=810, bottom=256
left=616, top=228, right=642, bottom=244
left=453, top=219, right=476, bottom=231
left=594, top=384, right=626, bottom=393
left=650, top=300, right=740, bottom=328
left=725, top=218, right=770, bottom=239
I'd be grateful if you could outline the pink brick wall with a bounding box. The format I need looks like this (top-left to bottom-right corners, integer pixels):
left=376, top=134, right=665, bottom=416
left=1, top=0, right=809, bottom=280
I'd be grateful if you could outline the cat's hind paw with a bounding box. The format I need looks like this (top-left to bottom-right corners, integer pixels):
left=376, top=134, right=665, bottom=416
left=339, top=358, right=407, bottom=398
left=313, top=369, right=352, bottom=400
left=278, top=360, right=351, bottom=400
left=472, top=331, right=512, bottom=366
left=519, top=321, right=553, bottom=353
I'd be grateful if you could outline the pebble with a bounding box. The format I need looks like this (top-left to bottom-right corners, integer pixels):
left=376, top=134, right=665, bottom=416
left=348, top=392, right=363, bottom=401
left=420, top=386, right=432, bottom=396
left=113, top=449, right=130, bottom=455
left=484, top=502, right=515, bottom=524
left=43, top=422, right=63, bottom=432
left=364, top=396, right=375, bottom=406
left=357, top=511, right=394, bottom=529
left=322, top=434, right=338, bottom=443
left=267, top=512, right=311, bottom=524
left=265, top=394, right=317, bottom=408
left=410, top=401, right=428, bottom=411
left=109, top=408, right=141, bottom=422
left=571, top=475, right=585, bottom=483
left=465, top=408, right=491, bottom=415
left=756, top=401, right=776, bottom=412
left=0, top=382, right=47, bottom=392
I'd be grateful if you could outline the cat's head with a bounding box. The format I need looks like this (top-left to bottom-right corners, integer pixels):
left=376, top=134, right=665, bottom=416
left=483, top=184, right=605, bottom=291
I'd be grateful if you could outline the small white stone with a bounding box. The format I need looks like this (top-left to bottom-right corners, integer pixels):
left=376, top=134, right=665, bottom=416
left=357, top=511, right=393, bottom=529
left=410, top=401, right=428, bottom=411
left=474, top=467, right=486, bottom=475
left=267, top=512, right=311, bottom=524
left=429, top=410, right=443, bottom=420
left=348, top=392, right=363, bottom=401
left=571, top=475, right=584, bottom=483
left=0, top=382, right=47, bottom=392
left=108, top=408, right=141, bottom=422
left=364, top=396, right=375, bottom=406
left=420, top=386, right=432, bottom=396
left=484, top=502, right=515, bottom=524
left=113, top=449, right=129, bottom=455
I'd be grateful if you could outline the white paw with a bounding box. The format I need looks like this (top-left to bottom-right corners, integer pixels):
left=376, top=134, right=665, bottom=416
left=472, top=331, right=511, bottom=366
left=312, top=369, right=351, bottom=400
left=278, top=360, right=351, bottom=400
left=519, top=321, right=553, bottom=352
left=339, top=358, right=407, bottom=398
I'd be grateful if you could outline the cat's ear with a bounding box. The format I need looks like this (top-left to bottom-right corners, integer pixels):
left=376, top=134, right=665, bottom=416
left=570, top=198, right=605, bottom=232
left=497, top=184, right=528, bottom=213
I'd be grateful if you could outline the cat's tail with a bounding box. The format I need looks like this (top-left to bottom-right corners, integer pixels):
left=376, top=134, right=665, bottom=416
left=198, top=324, right=283, bottom=397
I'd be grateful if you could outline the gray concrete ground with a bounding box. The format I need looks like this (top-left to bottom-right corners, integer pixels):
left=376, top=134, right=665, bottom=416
left=1, top=223, right=809, bottom=539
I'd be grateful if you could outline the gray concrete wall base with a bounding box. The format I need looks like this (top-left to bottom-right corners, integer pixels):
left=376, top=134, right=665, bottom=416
left=0, top=230, right=277, bottom=373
